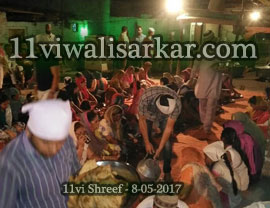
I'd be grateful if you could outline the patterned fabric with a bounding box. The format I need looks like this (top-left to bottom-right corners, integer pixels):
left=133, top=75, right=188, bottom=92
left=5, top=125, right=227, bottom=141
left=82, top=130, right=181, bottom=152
left=0, top=132, right=81, bottom=208
left=138, top=86, right=181, bottom=121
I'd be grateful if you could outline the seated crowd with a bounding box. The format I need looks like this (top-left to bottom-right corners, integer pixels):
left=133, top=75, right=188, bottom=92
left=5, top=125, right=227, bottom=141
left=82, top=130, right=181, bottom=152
left=0, top=55, right=268, bottom=207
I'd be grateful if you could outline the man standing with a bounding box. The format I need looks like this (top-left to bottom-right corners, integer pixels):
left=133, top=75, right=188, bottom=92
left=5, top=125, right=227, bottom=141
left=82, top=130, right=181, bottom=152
left=190, top=30, right=222, bottom=138
left=138, top=86, right=181, bottom=181
left=34, top=24, right=59, bottom=100
left=36, top=23, right=56, bottom=43
left=134, top=26, right=146, bottom=43
left=0, top=99, right=80, bottom=208
left=143, top=27, right=155, bottom=42
left=34, top=46, right=60, bottom=100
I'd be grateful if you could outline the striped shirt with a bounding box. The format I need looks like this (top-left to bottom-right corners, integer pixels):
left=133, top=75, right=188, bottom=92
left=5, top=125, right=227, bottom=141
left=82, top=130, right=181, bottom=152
left=138, top=86, right=182, bottom=121
left=0, top=132, right=81, bottom=208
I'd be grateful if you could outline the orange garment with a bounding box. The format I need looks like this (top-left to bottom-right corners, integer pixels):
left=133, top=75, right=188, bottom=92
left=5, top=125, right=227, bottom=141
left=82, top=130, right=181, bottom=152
left=175, top=147, right=222, bottom=208
left=179, top=166, right=213, bottom=208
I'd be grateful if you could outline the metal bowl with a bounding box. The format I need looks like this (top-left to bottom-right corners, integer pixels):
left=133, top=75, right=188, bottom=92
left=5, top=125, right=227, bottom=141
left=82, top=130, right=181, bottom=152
left=96, top=161, right=141, bottom=207
left=96, top=160, right=140, bottom=182
left=136, top=157, right=161, bottom=182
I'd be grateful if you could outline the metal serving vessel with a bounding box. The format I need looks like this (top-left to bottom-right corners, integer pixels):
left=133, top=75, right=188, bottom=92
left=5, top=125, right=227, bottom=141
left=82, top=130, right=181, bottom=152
left=96, top=160, right=141, bottom=207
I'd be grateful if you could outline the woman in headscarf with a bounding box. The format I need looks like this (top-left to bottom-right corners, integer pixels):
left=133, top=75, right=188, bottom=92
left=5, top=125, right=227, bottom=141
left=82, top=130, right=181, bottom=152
left=176, top=147, right=222, bottom=208
left=98, top=105, right=123, bottom=145
left=232, top=112, right=266, bottom=156
left=221, top=128, right=250, bottom=191
left=247, top=96, right=269, bottom=127
left=204, top=141, right=242, bottom=208
left=109, top=70, right=127, bottom=94
left=224, top=120, right=264, bottom=182
left=104, top=87, right=125, bottom=107
left=75, top=73, right=97, bottom=106
left=127, top=80, right=147, bottom=117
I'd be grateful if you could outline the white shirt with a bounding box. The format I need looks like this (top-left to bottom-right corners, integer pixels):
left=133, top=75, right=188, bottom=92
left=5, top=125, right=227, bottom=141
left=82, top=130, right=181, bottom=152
left=192, top=59, right=222, bottom=99
left=225, top=146, right=249, bottom=191
left=35, top=33, right=56, bottom=43
left=137, top=195, right=188, bottom=208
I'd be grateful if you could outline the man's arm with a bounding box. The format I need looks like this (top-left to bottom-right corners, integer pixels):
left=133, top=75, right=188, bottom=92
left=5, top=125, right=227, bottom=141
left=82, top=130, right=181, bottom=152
left=49, top=65, right=60, bottom=97
left=154, top=118, right=175, bottom=159
left=190, top=60, right=199, bottom=80
left=138, top=114, right=155, bottom=154
left=0, top=162, right=18, bottom=207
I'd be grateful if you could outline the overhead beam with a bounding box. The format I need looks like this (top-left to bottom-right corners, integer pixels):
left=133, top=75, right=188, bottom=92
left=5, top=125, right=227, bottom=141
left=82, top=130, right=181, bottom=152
left=257, top=0, right=270, bottom=6
left=0, top=7, right=44, bottom=15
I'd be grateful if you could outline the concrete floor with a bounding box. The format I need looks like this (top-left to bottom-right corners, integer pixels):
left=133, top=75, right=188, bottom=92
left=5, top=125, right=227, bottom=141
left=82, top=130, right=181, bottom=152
left=237, top=176, right=270, bottom=207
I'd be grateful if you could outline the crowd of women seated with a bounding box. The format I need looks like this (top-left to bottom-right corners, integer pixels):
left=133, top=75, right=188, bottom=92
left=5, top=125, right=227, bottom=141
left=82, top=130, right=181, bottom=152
left=0, top=58, right=268, bottom=207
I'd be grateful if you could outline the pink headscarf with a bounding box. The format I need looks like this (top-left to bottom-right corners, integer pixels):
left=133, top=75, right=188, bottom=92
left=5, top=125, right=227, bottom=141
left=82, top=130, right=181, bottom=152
left=75, top=76, right=89, bottom=100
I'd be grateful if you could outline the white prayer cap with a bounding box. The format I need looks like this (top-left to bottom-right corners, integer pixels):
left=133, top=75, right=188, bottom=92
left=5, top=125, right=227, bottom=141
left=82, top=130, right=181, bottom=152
left=22, top=99, right=72, bottom=141
left=203, top=141, right=225, bottom=162
left=148, top=27, right=155, bottom=33
left=156, top=94, right=176, bottom=115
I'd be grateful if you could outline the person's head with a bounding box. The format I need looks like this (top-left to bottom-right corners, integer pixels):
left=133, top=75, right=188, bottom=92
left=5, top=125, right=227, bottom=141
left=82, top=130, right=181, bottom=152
left=10, top=88, right=20, bottom=101
left=248, top=96, right=257, bottom=108
left=87, top=110, right=100, bottom=131
left=163, top=72, right=175, bottom=84
left=134, top=67, right=140, bottom=74
left=121, top=26, right=128, bottom=33
left=113, top=70, right=125, bottom=80
left=0, top=94, right=9, bottom=110
left=22, top=99, right=72, bottom=157
left=160, top=77, right=169, bottom=86
left=74, top=122, right=87, bottom=147
left=153, top=195, right=178, bottom=208
left=155, top=94, right=176, bottom=115
left=26, top=93, right=34, bottom=103
left=45, top=24, right=52, bottom=35
left=202, top=30, right=218, bottom=54
left=80, top=100, right=91, bottom=111
left=203, top=141, right=225, bottom=167
left=126, top=66, right=134, bottom=74
left=143, top=61, right=152, bottom=71
left=105, top=105, right=123, bottom=123
left=221, top=127, right=239, bottom=147
left=148, top=27, right=155, bottom=36
left=137, top=26, right=143, bottom=35
left=64, top=77, right=72, bottom=86
left=94, top=71, right=102, bottom=80
left=75, top=73, right=87, bottom=89
left=14, top=122, right=25, bottom=134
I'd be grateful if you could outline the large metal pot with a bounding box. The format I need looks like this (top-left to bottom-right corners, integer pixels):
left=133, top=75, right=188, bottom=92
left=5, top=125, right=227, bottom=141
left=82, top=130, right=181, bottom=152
left=96, top=160, right=140, bottom=183
left=96, top=161, right=141, bottom=208
left=136, top=154, right=161, bottom=182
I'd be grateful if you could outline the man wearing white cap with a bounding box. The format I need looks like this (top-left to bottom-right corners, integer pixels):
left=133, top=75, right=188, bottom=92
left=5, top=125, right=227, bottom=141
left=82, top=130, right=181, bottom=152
left=0, top=99, right=80, bottom=208
left=143, top=27, right=155, bottom=42
left=138, top=86, right=181, bottom=181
